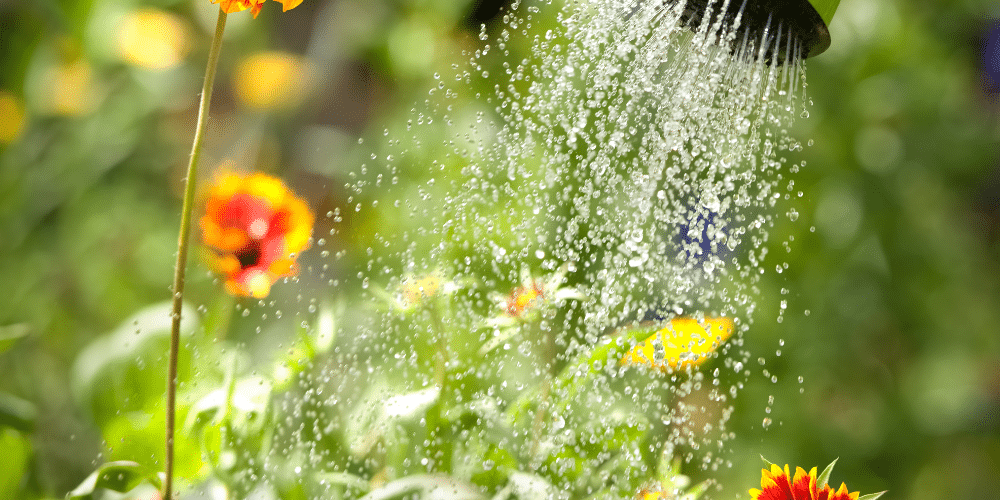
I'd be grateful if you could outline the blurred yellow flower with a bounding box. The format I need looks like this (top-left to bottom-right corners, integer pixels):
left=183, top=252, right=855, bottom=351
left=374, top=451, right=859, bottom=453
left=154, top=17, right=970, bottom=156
left=622, top=317, right=734, bottom=372
left=400, top=274, right=443, bottom=307
left=45, top=59, right=94, bottom=116
left=200, top=170, right=313, bottom=298
left=0, top=91, right=25, bottom=144
left=117, top=8, right=190, bottom=70
left=212, top=0, right=303, bottom=18
left=233, top=51, right=309, bottom=110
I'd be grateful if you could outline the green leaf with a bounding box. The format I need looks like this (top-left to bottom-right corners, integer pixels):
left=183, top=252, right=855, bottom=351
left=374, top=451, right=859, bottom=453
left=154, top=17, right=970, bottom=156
left=0, top=393, right=36, bottom=432
left=358, top=475, right=486, bottom=500
left=72, top=302, right=200, bottom=416
left=578, top=409, right=649, bottom=457
left=65, top=461, right=150, bottom=499
left=760, top=455, right=776, bottom=467
left=859, top=492, right=887, bottom=500
left=682, top=480, right=713, bottom=500
left=315, top=472, right=370, bottom=492
left=817, top=458, right=838, bottom=489
left=0, top=323, right=29, bottom=354
left=516, top=323, right=658, bottom=422
left=0, top=429, right=31, bottom=498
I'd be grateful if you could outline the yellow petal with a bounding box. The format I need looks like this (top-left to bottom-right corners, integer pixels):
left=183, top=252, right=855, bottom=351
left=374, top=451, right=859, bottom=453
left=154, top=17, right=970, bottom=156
left=622, top=317, right=734, bottom=371
left=276, top=0, right=303, bottom=12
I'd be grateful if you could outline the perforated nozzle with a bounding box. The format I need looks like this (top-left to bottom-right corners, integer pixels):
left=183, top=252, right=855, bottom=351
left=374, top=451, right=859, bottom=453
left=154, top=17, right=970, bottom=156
left=678, top=0, right=838, bottom=60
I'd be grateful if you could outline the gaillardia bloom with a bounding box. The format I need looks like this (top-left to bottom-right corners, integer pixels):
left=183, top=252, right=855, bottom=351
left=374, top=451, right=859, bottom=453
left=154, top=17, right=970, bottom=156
left=212, top=0, right=302, bottom=18
left=200, top=171, right=313, bottom=298
left=750, top=463, right=879, bottom=500
left=622, top=317, right=734, bottom=371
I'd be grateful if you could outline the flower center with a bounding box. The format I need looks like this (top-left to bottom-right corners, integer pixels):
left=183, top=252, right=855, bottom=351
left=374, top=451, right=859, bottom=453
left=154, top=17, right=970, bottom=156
left=236, top=241, right=262, bottom=269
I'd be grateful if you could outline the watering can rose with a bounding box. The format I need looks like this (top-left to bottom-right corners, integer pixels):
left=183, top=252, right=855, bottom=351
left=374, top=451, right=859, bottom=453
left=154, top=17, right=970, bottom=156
left=200, top=171, right=313, bottom=298
left=212, top=0, right=302, bottom=18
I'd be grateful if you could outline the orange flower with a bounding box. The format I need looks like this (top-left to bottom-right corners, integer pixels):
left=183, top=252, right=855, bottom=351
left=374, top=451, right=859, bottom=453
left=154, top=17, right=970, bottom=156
left=749, top=463, right=882, bottom=500
left=200, top=171, right=313, bottom=298
left=212, top=0, right=302, bottom=18
left=621, top=317, right=734, bottom=372
left=505, top=281, right=544, bottom=317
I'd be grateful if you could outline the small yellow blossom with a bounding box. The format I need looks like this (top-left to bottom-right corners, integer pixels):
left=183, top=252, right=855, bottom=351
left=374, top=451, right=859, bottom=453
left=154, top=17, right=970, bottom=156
left=45, top=59, right=94, bottom=116
left=233, top=51, right=309, bottom=110
left=118, top=8, right=190, bottom=70
left=622, top=317, right=734, bottom=371
left=0, top=91, right=25, bottom=144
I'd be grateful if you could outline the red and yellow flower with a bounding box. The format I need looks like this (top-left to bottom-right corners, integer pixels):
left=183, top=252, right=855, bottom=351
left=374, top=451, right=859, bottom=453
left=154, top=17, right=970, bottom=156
left=200, top=171, right=313, bottom=298
left=621, top=317, right=734, bottom=372
left=212, top=0, right=302, bottom=18
left=750, top=464, right=869, bottom=500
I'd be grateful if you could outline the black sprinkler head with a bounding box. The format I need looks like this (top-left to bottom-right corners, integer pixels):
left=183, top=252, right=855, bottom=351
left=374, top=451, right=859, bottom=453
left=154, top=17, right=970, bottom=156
left=676, top=0, right=838, bottom=60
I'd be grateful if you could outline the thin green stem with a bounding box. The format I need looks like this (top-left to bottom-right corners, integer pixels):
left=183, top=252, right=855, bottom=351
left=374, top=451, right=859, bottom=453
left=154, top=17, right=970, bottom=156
left=528, top=322, right=557, bottom=465
left=426, top=305, right=452, bottom=473
left=164, top=10, right=227, bottom=499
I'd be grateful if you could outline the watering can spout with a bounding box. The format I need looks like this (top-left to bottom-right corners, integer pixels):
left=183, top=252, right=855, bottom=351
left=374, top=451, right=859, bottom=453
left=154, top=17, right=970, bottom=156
left=675, top=0, right=840, bottom=59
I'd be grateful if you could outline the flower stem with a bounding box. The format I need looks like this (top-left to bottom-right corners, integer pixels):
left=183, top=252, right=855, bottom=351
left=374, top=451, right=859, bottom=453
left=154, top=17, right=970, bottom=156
left=164, top=9, right=227, bottom=499
left=426, top=305, right=452, bottom=473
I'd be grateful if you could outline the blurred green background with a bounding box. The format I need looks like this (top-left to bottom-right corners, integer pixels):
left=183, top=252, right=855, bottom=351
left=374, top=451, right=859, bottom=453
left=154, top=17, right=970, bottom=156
left=1, top=0, right=999, bottom=498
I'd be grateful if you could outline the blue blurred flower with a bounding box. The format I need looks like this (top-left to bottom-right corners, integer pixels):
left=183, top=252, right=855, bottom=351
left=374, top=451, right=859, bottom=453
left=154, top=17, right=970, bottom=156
left=983, top=21, right=1000, bottom=93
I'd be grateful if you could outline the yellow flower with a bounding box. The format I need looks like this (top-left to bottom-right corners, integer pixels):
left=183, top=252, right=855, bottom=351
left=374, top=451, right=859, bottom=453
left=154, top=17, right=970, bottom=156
left=0, top=91, right=25, bottom=144
left=200, top=170, right=313, bottom=298
left=117, top=8, right=190, bottom=70
left=399, top=274, right=443, bottom=308
left=621, top=317, right=734, bottom=372
left=233, top=51, right=309, bottom=110
left=212, top=0, right=302, bottom=18
left=45, top=58, right=94, bottom=116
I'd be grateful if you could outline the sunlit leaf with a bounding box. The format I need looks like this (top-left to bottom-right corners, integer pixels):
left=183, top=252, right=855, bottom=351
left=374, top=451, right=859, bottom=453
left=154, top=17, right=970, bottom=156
left=507, top=472, right=557, bottom=500
left=358, top=474, right=486, bottom=500
left=71, top=301, right=199, bottom=417
left=0, top=323, right=29, bottom=353
left=817, top=457, right=838, bottom=489
left=65, top=461, right=149, bottom=499
left=314, top=471, right=370, bottom=493
left=0, top=393, right=35, bottom=432
left=681, top=480, right=712, bottom=500
left=859, top=492, right=887, bottom=500
left=0, top=429, right=30, bottom=498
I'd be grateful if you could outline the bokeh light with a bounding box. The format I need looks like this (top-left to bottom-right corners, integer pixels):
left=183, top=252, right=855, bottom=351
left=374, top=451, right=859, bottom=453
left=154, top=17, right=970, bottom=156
left=0, top=91, right=25, bottom=144
left=44, top=58, right=95, bottom=116
left=233, top=51, right=309, bottom=110
left=117, top=8, right=190, bottom=70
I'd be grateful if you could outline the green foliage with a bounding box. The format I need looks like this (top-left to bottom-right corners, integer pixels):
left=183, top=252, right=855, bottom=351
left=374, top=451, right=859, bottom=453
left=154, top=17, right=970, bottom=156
left=0, top=428, right=31, bottom=498
left=2, top=0, right=1000, bottom=498
left=817, top=458, right=838, bottom=489
left=65, top=461, right=158, bottom=500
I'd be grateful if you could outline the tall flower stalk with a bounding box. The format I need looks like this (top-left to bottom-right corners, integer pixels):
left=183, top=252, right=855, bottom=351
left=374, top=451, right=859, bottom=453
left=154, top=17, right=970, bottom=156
left=165, top=10, right=227, bottom=499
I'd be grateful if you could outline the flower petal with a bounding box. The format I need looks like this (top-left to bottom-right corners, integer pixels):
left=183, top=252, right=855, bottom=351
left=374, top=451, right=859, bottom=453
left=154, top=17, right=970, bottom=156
left=275, top=0, right=303, bottom=12
left=200, top=170, right=312, bottom=298
left=790, top=467, right=816, bottom=500
left=213, top=0, right=252, bottom=14
left=827, top=483, right=860, bottom=500
left=622, top=317, right=734, bottom=371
